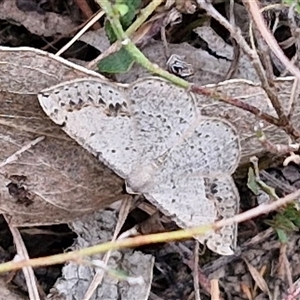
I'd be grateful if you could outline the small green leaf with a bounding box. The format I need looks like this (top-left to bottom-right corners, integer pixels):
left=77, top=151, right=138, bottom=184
left=120, top=0, right=141, bottom=28
left=105, top=20, right=117, bottom=43
left=247, top=167, right=260, bottom=195
left=105, top=0, right=142, bottom=43
left=114, top=4, right=129, bottom=17
left=279, top=217, right=298, bottom=232
left=276, top=228, right=288, bottom=243
left=97, top=47, right=135, bottom=73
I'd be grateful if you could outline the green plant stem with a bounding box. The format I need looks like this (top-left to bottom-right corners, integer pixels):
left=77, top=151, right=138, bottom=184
left=126, top=0, right=164, bottom=36
left=96, top=0, right=190, bottom=88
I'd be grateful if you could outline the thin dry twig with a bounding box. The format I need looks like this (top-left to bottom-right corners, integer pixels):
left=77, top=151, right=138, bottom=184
left=245, top=0, right=300, bottom=80
left=190, top=85, right=279, bottom=125
left=215, top=188, right=300, bottom=231
left=254, top=122, right=300, bottom=154
left=184, top=253, right=211, bottom=296
left=193, top=242, right=201, bottom=300
left=197, top=0, right=298, bottom=135
left=2, top=187, right=300, bottom=275
left=287, top=78, right=299, bottom=119
left=83, top=197, right=132, bottom=300
left=245, top=1, right=294, bottom=125
left=250, top=22, right=274, bottom=82
left=189, top=84, right=300, bottom=139
left=4, top=216, right=40, bottom=300
left=288, top=3, right=300, bottom=53
left=196, top=0, right=267, bottom=90
left=224, top=0, right=240, bottom=80
left=203, top=228, right=275, bottom=275
left=279, top=244, right=293, bottom=288
left=74, top=0, right=100, bottom=30
left=55, top=10, right=105, bottom=56
left=42, top=18, right=94, bottom=51
left=210, top=279, right=220, bottom=300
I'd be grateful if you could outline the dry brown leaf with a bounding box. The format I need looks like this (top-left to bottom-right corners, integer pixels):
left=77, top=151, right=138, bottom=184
left=0, top=91, right=124, bottom=226
left=0, top=0, right=77, bottom=37
left=0, top=47, right=125, bottom=226
left=243, top=258, right=272, bottom=299
left=240, top=282, right=253, bottom=300
left=0, top=46, right=105, bottom=94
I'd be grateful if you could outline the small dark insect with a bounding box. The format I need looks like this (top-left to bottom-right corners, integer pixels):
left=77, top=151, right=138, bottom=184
left=6, top=175, right=34, bottom=207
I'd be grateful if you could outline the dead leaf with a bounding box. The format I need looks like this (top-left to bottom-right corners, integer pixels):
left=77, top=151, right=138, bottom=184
left=0, top=0, right=77, bottom=37
left=0, top=46, right=104, bottom=94
left=78, top=28, right=111, bottom=53
left=243, top=258, right=272, bottom=299
left=0, top=47, right=125, bottom=226
left=240, top=282, right=253, bottom=300
left=0, top=91, right=124, bottom=226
